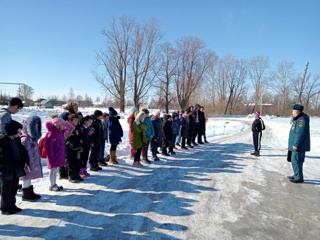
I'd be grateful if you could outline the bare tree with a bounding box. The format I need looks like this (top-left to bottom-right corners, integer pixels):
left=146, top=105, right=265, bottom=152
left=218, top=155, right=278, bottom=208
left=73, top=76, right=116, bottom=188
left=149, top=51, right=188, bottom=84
left=175, top=36, right=215, bottom=110
left=130, top=18, right=162, bottom=108
left=248, top=55, right=270, bottom=113
left=270, top=60, right=295, bottom=115
left=155, top=42, right=177, bottom=113
left=17, top=84, right=34, bottom=101
left=94, top=16, right=135, bottom=113
left=203, top=54, right=219, bottom=108
left=68, top=88, right=75, bottom=101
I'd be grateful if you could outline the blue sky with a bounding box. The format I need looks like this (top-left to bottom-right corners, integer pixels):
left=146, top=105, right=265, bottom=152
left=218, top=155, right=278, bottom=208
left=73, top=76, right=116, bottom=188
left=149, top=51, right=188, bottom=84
left=0, top=0, right=319, bottom=101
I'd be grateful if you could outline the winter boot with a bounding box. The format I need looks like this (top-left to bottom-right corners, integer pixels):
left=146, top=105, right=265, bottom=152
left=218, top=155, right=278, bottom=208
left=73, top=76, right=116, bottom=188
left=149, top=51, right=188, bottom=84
left=83, top=168, right=90, bottom=177
left=79, top=168, right=87, bottom=179
left=90, top=162, right=102, bottom=171
left=98, top=158, right=108, bottom=166
left=22, top=185, right=41, bottom=202
left=141, top=157, right=151, bottom=164
left=109, top=150, right=119, bottom=164
left=59, top=166, right=68, bottom=179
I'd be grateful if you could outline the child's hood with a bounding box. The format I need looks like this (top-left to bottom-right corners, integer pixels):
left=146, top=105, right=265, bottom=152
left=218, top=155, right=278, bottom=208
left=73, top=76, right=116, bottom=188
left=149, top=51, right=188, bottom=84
left=45, top=121, right=55, bottom=132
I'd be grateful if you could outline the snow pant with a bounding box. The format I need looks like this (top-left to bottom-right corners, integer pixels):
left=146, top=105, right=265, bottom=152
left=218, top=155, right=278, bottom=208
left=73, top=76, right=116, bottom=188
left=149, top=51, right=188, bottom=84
left=59, top=166, right=68, bottom=178
left=141, top=141, right=150, bottom=159
left=110, top=144, right=117, bottom=151
left=162, top=138, right=170, bottom=154
left=169, top=135, right=177, bottom=152
left=49, top=168, right=57, bottom=187
left=192, top=123, right=200, bottom=143
left=151, top=139, right=158, bottom=158
left=89, top=146, right=100, bottom=164
left=252, top=131, right=262, bottom=151
left=66, top=149, right=81, bottom=179
left=291, top=151, right=305, bottom=181
left=181, top=137, right=187, bottom=148
left=81, top=146, right=91, bottom=168
left=0, top=177, right=19, bottom=212
left=130, top=143, right=137, bottom=157
left=176, top=135, right=181, bottom=144
left=134, top=147, right=142, bottom=162
left=99, top=139, right=106, bottom=160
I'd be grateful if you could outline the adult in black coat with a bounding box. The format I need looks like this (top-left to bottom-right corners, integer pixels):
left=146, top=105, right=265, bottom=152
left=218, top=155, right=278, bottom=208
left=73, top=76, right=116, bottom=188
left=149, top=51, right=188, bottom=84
left=191, top=104, right=201, bottom=145
left=162, top=114, right=172, bottom=156
left=180, top=113, right=189, bottom=149
left=187, top=110, right=195, bottom=148
left=198, top=106, right=206, bottom=144
left=151, top=111, right=162, bottom=160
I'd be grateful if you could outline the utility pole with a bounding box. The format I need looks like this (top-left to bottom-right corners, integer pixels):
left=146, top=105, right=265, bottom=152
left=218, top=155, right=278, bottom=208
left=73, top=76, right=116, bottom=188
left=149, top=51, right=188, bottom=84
left=297, top=62, right=309, bottom=103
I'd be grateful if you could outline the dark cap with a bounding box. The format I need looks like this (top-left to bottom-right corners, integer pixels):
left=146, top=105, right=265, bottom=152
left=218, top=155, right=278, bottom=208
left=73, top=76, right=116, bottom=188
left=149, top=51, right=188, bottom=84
left=4, top=120, right=23, bottom=136
left=292, top=104, right=304, bottom=111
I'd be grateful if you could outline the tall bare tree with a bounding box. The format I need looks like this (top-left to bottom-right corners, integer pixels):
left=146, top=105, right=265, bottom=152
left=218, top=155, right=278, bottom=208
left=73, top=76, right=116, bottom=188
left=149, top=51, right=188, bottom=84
left=248, top=55, right=270, bottom=113
left=155, top=42, right=177, bottom=113
left=270, top=60, right=295, bottom=115
left=17, top=84, right=34, bottom=101
left=94, top=16, right=135, bottom=112
left=130, top=18, right=162, bottom=108
left=175, top=36, right=215, bottom=110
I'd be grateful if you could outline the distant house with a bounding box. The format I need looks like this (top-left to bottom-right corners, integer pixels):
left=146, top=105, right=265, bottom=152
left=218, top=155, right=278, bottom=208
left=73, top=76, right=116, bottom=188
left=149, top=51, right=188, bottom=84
left=93, top=101, right=107, bottom=108
left=40, top=99, right=54, bottom=109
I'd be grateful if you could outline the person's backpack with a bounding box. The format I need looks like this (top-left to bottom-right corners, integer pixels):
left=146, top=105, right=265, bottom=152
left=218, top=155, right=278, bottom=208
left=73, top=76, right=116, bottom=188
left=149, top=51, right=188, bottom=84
left=39, top=131, right=56, bottom=158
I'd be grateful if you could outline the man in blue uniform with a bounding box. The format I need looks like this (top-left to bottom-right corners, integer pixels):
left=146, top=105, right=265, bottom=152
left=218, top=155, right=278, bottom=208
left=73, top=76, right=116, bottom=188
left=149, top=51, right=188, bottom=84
left=287, top=104, right=310, bottom=183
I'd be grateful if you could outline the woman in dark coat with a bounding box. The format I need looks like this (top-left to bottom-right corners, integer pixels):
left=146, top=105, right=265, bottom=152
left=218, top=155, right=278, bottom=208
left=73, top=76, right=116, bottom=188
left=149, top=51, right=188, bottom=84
left=108, top=107, right=123, bottom=164
left=180, top=111, right=189, bottom=149
left=187, top=109, right=195, bottom=148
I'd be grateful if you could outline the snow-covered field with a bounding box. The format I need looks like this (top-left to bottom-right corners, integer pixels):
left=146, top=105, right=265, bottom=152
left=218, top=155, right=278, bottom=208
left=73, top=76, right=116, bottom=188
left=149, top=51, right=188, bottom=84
left=1, top=106, right=319, bottom=240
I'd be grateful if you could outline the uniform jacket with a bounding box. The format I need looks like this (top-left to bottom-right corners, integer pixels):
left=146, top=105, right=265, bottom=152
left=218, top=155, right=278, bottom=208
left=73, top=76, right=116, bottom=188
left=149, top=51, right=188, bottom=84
left=0, top=134, right=28, bottom=181
left=144, top=117, right=155, bottom=141
left=133, top=112, right=148, bottom=149
left=20, top=116, right=43, bottom=181
left=45, top=121, right=67, bottom=169
left=288, top=112, right=310, bottom=152
left=151, top=115, right=163, bottom=148
left=252, top=118, right=265, bottom=132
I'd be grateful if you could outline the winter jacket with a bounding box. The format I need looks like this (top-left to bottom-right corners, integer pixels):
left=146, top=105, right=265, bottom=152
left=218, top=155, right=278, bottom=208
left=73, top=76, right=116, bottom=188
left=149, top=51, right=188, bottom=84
left=151, top=115, right=163, bottom=148
left=45, top=121, right=67, bottom=169
left=0, top=134, right=28, bottom=182
left=80, top=125, right=93, bottom=149
left=0, top=108, right=12, bottom=134
left=102, top=120, right=109, bottom=141
left=128, top=114, right=135, bottom=145
left=91, top=119, right=104, bottom=147
left=20, top=116, right=43, bottom=181
left=144, top=117, right=155, bottom=141
left=65, top=124, right=82, bottom=151
left=180, top=114, right=189, bottom=138
left=109, top=116, right=123, bottom=145
left=288, top=112, right=310, bottom=152
left=188, top=112, right=195, bottom=136
left=198, top=111, right=206, bottom=135
left=252, top=118, right=265, bottom=132
left=133, top=112, right=148, bottom=149
left=162, top=115, right=173, bottom=140
left=171, top=119, right=179, bottom=136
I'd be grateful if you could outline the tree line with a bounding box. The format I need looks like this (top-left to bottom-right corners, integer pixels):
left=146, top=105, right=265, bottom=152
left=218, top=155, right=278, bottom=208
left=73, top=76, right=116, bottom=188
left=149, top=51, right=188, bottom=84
left=93, top=16, right=320, bottom=116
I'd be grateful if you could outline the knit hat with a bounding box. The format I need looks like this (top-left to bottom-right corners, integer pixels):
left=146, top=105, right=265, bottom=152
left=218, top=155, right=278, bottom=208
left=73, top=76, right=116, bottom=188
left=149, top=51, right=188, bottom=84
left=142, top=108, right=149, bottom=114
left=172, top=112, right=178, bottom=118
left=108, top=106, right=118, bottom=118
left=292, top=104, right=304, bottom=111
left=130, top=106, right=139, bottom=115
left=153, top=110, right=160, bottom=116
left=94, top=110, right=103, bottom=118
left=52, top=117, right=65, bottom=129
left=4, top=120, right=23, bottom=136
left=254, top=111, right=260, bottom=117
